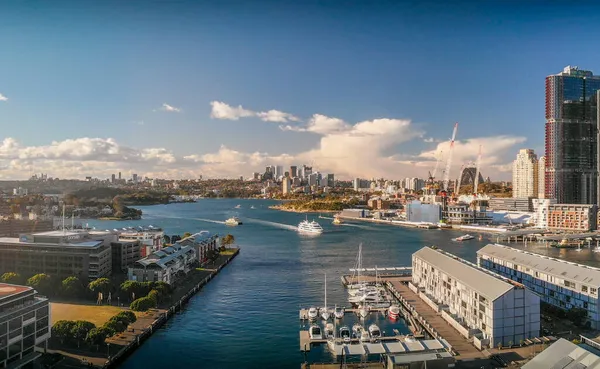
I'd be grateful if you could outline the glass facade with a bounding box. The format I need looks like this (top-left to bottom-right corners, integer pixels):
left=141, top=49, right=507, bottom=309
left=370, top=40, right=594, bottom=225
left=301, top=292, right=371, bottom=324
left=545, top=66, right=600, bottom=204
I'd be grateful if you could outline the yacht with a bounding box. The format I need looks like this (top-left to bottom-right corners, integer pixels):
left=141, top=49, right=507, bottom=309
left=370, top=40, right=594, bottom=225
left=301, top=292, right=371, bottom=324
left=358, top=305, right=369, bottom=319
left=368, top=324, right=382, bottom=340
left=388, top=305, right=400, bottom=320
left=307, top=307, right=319, bottom=320
left=348, top=290, right=381, bottom=304
left=334, top=305, right=345, bottom=319
left=225, top=217, right=242, bottom=226
left=332, top=215, right=343, bottom=225
left=321, top=274, right=331, bottom=321
left=309, top=325, right=323, bottom=340
left=298, top=218, right=324, bottom=234
left=452, top=234, right=475, bottom=242
left=325, top=323, right=335, bottom=339
left=348, top=285, right=378, bottom=297
left=339, top=326, right=351, bottom=343
left=352, top=323, right=363, bottom=338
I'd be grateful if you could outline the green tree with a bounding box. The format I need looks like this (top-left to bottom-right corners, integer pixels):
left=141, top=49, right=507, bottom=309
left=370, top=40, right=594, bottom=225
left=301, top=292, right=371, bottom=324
left=86, top=327, right=110, bottom=346
left=104, top=318, right=126, bottom=334
left=27, top=274, right=53, bottom=296
left=221, top=234, right=235, bottom=247
left=130, top=296, right=156, bottom=312
left=88, top=278, right=111, bottom=295
left=61, top=276, right=83, bottom=298
left=1, top=272, right=23, bottom=284
left=112, top=196, right=124, bottom=216
left=52, top=320, right=76, bottom=344
left=163, top=235, right=171, bottom=245
left=151, top=282, right=171, bottom=300
left=114, top=311, right=137, bottom=325
left=182, top=232, right=192, bottom=238
left=71, top=320, right=96, bottom=347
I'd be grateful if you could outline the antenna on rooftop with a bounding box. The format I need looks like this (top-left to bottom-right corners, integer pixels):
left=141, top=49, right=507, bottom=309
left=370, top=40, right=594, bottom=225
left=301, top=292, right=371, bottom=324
left=62, top=204, right=66, bottom=234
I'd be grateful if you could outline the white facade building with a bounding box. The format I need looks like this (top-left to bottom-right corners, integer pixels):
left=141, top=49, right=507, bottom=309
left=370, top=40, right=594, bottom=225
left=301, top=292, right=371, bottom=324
left=531, top=198, right=557, bottom=229
left=412, top=247, right=540, bottom=347
left=282, top=177, right=291, bottom=194
left=478, top=244, right=600, bottom=329
left=537, top=156, right=545, bottom=199
left=512, top=149, right=538, bottom=198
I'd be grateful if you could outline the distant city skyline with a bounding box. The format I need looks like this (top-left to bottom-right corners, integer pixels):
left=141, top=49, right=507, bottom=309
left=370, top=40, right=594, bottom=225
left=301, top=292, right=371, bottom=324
left=2, top=1, right=600, bottom=180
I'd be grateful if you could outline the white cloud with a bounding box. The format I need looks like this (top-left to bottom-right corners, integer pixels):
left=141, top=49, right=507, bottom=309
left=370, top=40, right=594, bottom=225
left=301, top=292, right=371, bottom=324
left=0, top=93, right=7, bottom=101
left=159, top=103, right=181, bottom=113
left=210, top=101, right=300, bottom=123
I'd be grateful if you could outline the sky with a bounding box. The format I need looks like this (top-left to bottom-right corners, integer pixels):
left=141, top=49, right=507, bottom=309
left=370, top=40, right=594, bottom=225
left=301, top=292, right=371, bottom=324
left=1, top=0, right=600, bottom=180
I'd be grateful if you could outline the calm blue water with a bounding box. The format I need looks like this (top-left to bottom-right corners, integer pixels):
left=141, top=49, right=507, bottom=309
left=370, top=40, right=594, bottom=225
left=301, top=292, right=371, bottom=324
left=85, top=199, right=496, bottom=368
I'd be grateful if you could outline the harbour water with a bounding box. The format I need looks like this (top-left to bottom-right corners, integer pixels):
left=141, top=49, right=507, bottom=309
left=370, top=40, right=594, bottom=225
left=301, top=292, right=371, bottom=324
left=85, top=199, right=545, bottom=368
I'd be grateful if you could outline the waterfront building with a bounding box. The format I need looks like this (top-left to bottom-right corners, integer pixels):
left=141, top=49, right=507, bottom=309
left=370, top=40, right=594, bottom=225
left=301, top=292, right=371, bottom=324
left=0, top=230, right=114, bottom=281
left=367, top=197, right=390, bottom=210
left=545, top=66, right=600, bottom=204
left=538, top=156, right=546, bottom=199
left=282, top=177, right=292, bottom=194
left=443, top=202, right=493, bottom=225
left=478, top=244, right=600, bottom=329
left=522, top=338, right=600, bottom=369
left=546, top=203, right=597, bottom=232
left=406, top=201, right=441, bottom=224
left=512, top=149, right=538, bottom=198
left=340, top=209, right=370, bottom=218
left=118, top=226, right=164, bottom=257
left=128, top=243, right=196, bottom=284
left=111, top=239, right=141, bottom=273
left=412, top=247, right=540, bottom=348
left=177, top=231, right=219, bottom=264
left=0, top=283, right=51, bottom=368
left=488, top=197, right=533, bottom=212
left=531, top=198, right=556, bottom=229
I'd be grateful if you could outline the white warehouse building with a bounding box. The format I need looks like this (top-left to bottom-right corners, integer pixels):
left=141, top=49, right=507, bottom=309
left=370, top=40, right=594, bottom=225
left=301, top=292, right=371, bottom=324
left=412, top=247, right=540, bottom=348
left=478, top=244, right=600, bottom=329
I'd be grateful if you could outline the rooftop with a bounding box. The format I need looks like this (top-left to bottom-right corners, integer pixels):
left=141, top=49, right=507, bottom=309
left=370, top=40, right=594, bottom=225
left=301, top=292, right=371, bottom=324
left=414, top=247, right=515, bottom=301
left=522, top=338, right=600, bottom=369
left=478, top=244, right=600, bottom=286
left=0, top=283, right=32, bottom=300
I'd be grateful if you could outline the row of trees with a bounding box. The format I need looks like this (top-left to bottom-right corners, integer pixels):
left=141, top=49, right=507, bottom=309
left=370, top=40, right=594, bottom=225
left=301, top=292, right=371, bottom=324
left=52, top=311, right=137, bottom=348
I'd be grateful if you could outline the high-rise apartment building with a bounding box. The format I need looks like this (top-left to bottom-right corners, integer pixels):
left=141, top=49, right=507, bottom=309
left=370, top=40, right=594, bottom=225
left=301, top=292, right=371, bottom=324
left=282, top=177, right=291, bottom=195
left=545, top=66, right=600, bottom=204
left=512, top=149, right=538, bottom=198
left=326, top=174, right=335, bottom=187
left=290, top=166, right=297, bottom=178
left=275, top=166, right=283, bottom=179
left=538, top=156, right=546, bottom=199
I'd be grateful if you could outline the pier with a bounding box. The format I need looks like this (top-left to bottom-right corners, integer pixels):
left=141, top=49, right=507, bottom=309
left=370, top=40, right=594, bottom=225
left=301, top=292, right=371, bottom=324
left=337, top=216, right=438, bottom=229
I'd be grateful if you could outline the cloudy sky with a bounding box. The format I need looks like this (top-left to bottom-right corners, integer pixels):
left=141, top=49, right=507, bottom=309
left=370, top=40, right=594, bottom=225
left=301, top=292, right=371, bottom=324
left=1, top=1, right=599, bottom=180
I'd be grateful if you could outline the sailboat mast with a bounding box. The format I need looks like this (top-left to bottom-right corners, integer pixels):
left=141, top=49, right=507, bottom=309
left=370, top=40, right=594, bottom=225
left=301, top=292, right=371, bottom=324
left=324, top=274, right=327, bottom=310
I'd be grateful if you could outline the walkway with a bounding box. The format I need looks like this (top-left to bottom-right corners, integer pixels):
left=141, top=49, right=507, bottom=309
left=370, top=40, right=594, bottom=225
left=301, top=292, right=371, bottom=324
left=388, top=281, right=484, bottom=359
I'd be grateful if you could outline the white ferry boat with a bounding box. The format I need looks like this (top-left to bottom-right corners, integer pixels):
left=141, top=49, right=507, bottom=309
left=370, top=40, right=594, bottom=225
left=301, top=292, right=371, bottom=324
left=452, top=234, right=474, bottom=242
left=298, top=219, right=323, bottom=234
left=225, top=217, right=242, bottom=226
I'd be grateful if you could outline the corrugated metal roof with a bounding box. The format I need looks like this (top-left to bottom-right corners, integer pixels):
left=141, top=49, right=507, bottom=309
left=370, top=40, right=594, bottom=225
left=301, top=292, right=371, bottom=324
left=523, top=339, right=600, bottom=369
left=478, top=244, right=600, bottom=287
left=414, top=247, right=513, bottom=301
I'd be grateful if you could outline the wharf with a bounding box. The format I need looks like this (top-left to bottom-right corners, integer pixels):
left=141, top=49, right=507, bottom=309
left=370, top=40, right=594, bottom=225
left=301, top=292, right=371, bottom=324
left=299, top=307, right=387, bottom=320
left=337, top=216, right=438, bottom=229
left=341, top=274, right=411, bottom=286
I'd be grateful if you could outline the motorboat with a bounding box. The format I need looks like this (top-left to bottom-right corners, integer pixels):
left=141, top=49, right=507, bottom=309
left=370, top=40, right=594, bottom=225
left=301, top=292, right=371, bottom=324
left=334, top=305, right=345, bottom=319
left=478, top=234, right=483, bottom=241
left=298, top=218, right=324, bottom=234
left=225, top=217, right=242, bottom=226
left=234, top=204, right=241, bottom=209
left=368, top=324, right=381, bottom=340
left=250, top=205, right=256, bottom=209
left=309, top=324, right=322, bottom=340
left=352, top=323, right=363, bottom=338
left=349, top=290, right=381, bottom=304
left=325, top=323, right=335, bottom=339
left=307, top=307, right=319, bottom=320
left=339, top=326, right=351, bottom=343
left=332, top=216, right=343, bottom=225
left=452, top=234, right=475, bottom=242
left=348, top=285, right=378, bottom=297
left=388, top=305, right=400, bottom=320
left=358, top=305, right=369, bottom=319
left=359, top=329, right=370, bottom=342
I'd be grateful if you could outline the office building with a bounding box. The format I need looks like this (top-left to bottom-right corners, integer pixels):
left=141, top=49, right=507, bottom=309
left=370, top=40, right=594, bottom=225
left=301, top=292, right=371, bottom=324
left=302, top=165, right=312, bottom=178
left=118, top=172, right=121, bottom=180
left=444, top=202, right=493, bottom=225
left=545, top=66, right=600, bottom=204
left=0, top=230, right=115, bottom=281
left=326, top=174, right=334, bottom=187
left=538, top=156, right=546, bottom=199
left=111, top=239, right=141, bottom=273
left=290, top=166, right=297, bottom=178
left=353, top=178, right=369, bottom=191
left=0, top=283, right=51, bottom=368
left=275, top=166, right=283, bottom=179
left=512, top=149, right=538, bottom=198
left=132, top=173, right=138, bottom=183
left=111, top=174, right=116, bottom=183
left=488, top=197, right=533, bottom=212
left=412, top=247, right=540, bottom=348
left=546, top=203, right=597, bottom=231
left=128, top=242, right=196, bottom=284
left=478, top=244, right=600, bottom=329
left=118, top=226, right=164, bottom=257
left=282, top=177, right=292, bottom=195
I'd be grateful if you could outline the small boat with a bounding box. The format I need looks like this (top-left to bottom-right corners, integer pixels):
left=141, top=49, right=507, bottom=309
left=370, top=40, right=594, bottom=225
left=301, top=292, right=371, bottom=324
left=352, top=323, right=363, bottom=337
left=334, top=305, right=345, bottom=319
left=359, top=329, right=370, bottom=342
left=339, top=326, right=351, bottom=343
left=298, top=218, right=324, bottom=234
left=358, top=305, right=369, bottom=319
left=388, top=305, right=400, bottom=320
left=309, top=324, right=322, bottom=340
left=307, top=307, right=318, bottom=320
left=325, top=323, right=335, bottom=339
left=225, top=217, right=242, bottom=226
left=250, top=205, right=256, bottom=209
left=234, top=204, right=241, bottom=209
left=332, top=216, right=343, bottom=225
left=368, top=324, right=381, bottom=340
left=478, top=234, right=483, bottom=241
left=452, top=234, right=475, bottom=242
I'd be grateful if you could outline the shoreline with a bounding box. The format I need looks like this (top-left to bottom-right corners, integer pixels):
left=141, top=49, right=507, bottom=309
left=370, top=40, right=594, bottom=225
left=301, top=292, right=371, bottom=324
left=268, top=205, right=340, bottom=213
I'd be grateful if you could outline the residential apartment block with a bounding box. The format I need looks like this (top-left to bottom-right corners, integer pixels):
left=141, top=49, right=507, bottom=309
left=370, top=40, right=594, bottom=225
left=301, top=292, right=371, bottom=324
left=128, top=243, right=196, bottom=285
left=117, top=226, right=164, bottom=257
left=478, top=244, right=600, bottom=329
left=111, top=239, right=141, bottom=273
left=0, top=283, right=51, bottom=368
left=412, top=247, right=540, bottom=348
left=177, top=232, right=219, bottom=264
left=0, top=230, right=115, bottom=281
left=512, top=149, right=538, bottom=198
left=547, top=204, right=597, bottom=231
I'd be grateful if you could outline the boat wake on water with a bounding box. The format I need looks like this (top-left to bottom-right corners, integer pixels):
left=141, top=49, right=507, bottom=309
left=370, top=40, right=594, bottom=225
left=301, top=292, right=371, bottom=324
left=192, top=218, right=227, bottom=225
left=245, top=218, right=298, bottom=231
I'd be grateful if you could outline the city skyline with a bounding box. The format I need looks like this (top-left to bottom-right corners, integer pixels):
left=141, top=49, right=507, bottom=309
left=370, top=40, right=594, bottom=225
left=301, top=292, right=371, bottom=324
left=2, top=1, right=600, bottom=180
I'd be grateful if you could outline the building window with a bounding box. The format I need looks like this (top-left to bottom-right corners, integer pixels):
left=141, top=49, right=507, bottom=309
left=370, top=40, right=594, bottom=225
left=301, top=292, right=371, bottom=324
left=592, top=288, right=598, bottom=296
left=582, top=285, right=588, bottom=293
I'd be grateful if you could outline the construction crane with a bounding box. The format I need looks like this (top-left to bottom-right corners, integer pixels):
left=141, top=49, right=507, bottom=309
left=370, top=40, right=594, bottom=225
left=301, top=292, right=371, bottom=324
left=474, top=145, right=482, bottom=195
left=442, top=123, right=459, bottom=193
left=426, top=150, right=443, bottom=194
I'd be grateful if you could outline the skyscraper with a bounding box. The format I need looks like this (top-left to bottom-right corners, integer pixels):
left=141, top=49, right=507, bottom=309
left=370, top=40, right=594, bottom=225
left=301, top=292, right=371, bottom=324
left=545, top=66, right=600, bottom=204
left=290, top=166, right=297, bottom=178
left=512, top=149, right=538, bottom=198
left=538, top=156, right=546, bottom=199
left=282, top=177, right=291, bottom=194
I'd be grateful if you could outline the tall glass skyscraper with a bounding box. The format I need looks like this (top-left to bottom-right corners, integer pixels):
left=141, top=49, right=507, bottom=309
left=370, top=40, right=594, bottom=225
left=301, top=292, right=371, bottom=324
left=545, top=66, right=600, bottom=204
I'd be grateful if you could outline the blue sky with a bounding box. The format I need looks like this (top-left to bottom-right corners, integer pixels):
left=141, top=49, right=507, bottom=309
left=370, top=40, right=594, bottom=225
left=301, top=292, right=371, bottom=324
left=1, top=0, right=600, bottom=179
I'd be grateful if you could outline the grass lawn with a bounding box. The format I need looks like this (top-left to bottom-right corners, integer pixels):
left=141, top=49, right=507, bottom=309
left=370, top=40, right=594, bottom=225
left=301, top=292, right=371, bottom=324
left=51, top=303, right=126, bottom=326
left=220, top=250, right=237, bottom=255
